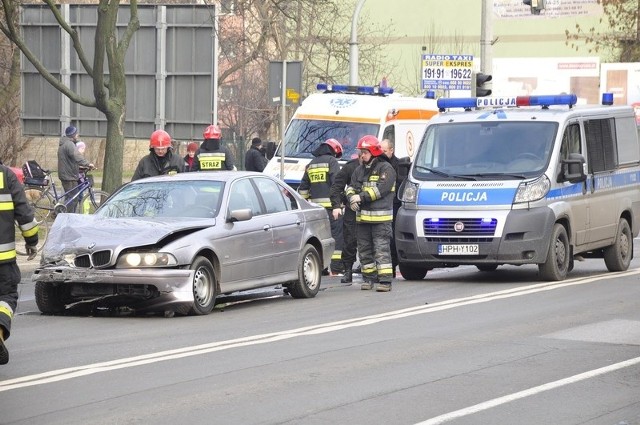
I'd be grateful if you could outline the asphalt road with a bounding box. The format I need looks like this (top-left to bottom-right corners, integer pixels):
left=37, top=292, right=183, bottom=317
left=2, top=246, right=640, bottom=425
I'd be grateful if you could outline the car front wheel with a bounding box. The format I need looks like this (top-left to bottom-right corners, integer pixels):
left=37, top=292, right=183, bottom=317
left=189, top=256, right=217, bottom=315
left=288, top=244, right=321, bottom=298
left=35, top=282, right=68, bottom=314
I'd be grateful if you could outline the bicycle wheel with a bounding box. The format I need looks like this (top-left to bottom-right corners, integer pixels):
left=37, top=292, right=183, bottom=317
left=80, top=189, right=110, bottom=214
left=25, top=187, right=54, bottom=222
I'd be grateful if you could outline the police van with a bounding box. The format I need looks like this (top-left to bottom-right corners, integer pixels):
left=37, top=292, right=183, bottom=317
left=264, top=83, right=439, bottom=188
left=395, top=93, right=640, bottom=281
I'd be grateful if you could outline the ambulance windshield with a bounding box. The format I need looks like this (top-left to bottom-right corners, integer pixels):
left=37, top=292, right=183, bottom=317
left=280, top=119, right=379, bottom=160
left=413, top=121, right=558, bottom=180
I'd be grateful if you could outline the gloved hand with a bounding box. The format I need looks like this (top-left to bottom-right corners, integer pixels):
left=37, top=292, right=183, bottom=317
left=332, top=208, right=342, bottom=220
left=26, top=244, right=38, bottom=261
left=349, top=194, right=361, bottom=212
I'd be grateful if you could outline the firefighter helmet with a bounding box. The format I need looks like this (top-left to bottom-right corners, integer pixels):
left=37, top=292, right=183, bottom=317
left=356, top=135, right=383, bottom=156
left=323, top=138, right=343, bottom=159
left=150, top=130, right=172, bottom=148
left=203, top=124, right=222, bottom=139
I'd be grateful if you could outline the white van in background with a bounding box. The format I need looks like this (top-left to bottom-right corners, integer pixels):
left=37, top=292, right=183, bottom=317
left=264, top=83, right=439, bottom=188
left=395, top=93, right=640, bottom=281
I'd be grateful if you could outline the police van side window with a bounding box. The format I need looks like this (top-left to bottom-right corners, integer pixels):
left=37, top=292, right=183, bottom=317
left=560, top=123, right=582, bottom=160
left=615, top=116, right=640, bottom=165
left=584, top=118, right=617, bottom=173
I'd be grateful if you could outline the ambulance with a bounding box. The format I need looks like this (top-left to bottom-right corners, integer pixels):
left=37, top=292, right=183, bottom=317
left=395, top=93, right=640, bottom=281
left=264, top=83, right=439, bottom=188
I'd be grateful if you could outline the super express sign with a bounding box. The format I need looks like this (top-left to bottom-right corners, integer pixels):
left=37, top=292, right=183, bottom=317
left=422, top=54, right=473, bottom=91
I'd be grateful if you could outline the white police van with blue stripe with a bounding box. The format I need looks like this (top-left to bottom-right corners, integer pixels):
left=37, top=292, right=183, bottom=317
left=395, top=93, right=640, bottom=281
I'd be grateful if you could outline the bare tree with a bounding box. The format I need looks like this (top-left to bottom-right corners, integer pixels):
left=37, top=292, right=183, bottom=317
left=0, top=7, right=30, bottom=167
left=566, top=0, right=640, bottom=62
left=0, top=0, right=140, bottom=193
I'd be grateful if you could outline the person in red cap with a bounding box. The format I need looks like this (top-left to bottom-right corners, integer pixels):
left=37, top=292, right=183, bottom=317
left=345, top=135, right=397, bottom=292
left=183, top=142, right=200, bottom=172
left=131, top=129, right=184, bottom=181
left=195, top=124, right=235, bottom=171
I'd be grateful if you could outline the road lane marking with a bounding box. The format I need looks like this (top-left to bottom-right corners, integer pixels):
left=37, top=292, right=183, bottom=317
left=415, top=356, right=640, bottom=425
left=2, top=269, right=639, bottom=392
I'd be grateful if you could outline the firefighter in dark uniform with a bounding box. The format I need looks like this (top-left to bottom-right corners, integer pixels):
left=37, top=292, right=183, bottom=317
left=346, top=135, right=396, bottom=292
left=330, top=153, right=361, bottom=283
left=298, top=138, right=344, bottom=275
left=0, top=164, right=39, bottom=364
left=131, top=129, right=184, bottom=181
left=196, top=125, right=235, bottom=171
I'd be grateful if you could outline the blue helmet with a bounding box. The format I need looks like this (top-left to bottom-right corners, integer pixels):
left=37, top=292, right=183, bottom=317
left=65, top=126, right=77, bottom=137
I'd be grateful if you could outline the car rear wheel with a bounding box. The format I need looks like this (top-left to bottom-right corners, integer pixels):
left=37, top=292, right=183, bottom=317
left=189, top=256, right=217, bottom=315
left=35, top=282, right=67, bottom=314
left=288, top=244, right=321, bottom=298
left=603, top=218, right=633, bottom=272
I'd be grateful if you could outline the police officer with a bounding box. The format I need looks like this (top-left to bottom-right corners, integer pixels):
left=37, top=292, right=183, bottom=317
left=245, top=137, right=268, bottom=172
left=0, top=164, right=39, bottom=365
left=299, top=139, right=344, bottom=275
left=196, top=125, right=235, bottom=171
left=346, top=135, right=396, bottom=292
left=131, top=129, right=184, bottom=181
left=330, top=152, right=361, bottom=283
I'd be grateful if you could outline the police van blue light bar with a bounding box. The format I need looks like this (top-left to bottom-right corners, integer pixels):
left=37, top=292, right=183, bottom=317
left=437, top=94, right=579, bottom=111
left=317, top=83, right=394, bottom=95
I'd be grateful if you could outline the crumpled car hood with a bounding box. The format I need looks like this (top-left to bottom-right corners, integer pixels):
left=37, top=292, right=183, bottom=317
left=41, top=213, right=213, bottom=259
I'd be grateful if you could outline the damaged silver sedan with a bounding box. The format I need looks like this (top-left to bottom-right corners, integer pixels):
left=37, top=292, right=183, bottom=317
left=32, top=172, right=334, bottom=316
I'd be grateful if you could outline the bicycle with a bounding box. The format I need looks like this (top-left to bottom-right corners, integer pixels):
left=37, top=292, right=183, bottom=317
left=15, top=167, right=110, bottom=255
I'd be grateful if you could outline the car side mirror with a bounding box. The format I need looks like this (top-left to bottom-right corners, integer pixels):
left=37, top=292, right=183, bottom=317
left=227, top=208, right=253, bottom=223
left=560, top=153, right=586, bottom=183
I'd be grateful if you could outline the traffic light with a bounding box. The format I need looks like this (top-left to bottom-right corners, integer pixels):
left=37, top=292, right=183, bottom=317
left=475, top=72, right=492, bottom=97
left=523, top=0, right=545, bottom=15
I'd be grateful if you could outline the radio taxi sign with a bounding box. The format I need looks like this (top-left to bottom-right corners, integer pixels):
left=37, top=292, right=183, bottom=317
left=422, top=54, right=473, bottom=91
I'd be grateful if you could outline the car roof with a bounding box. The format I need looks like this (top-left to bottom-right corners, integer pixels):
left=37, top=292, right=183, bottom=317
left=130, top=171, right=268, bottom=184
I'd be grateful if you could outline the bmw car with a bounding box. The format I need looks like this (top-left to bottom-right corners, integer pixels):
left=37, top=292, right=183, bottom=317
left=32, top=172, right=335, bottom=316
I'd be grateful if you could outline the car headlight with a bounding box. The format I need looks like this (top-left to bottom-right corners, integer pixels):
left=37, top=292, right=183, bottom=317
left=116, top=252, right=178, bottom=268
left=514, top=175, right=550, bottom=203
left=402, top=181, right=419, bottom=203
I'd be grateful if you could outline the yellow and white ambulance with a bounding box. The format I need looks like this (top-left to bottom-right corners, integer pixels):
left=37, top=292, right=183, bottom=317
left=264, top=83, right=439, bottom=188
left=396, top=93, right=640, bottom=281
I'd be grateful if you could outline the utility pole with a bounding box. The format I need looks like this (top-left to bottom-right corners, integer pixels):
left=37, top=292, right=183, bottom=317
left=480, top=0, right=492, bottom=75
left=349, top=0, right=366, bottom=85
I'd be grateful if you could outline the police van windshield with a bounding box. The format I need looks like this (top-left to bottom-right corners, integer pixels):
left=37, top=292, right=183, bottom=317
left=413, top=121, right=558, bottom=180
left=279, top=119, right=379, bottom=160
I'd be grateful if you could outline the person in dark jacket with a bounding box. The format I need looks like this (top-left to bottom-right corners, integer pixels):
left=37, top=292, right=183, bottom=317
left=196, top=125, right=235, bottom=171
left=346, top=135, right=396, bottom=292
left=245, top=137, right=268, bottom=172
left=381, top=139, right=402, bottom=278
left=330, top=153, right=361, bottom=283
left=0, top=164, right=39, bottom=365
left=131, top=129, right=184, bottom=181
left=183, top=142, right=199, bottom=172
left=57, top=125, right=94, bottom=212
left=299, top=139, right=344, bottom=274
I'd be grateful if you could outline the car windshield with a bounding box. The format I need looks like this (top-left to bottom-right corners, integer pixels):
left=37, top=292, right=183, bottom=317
left=280, top=119, right=379, bottom=160
left=96, top=180, right=224, bottom=218
left=412, top=121, right=558, bottom=180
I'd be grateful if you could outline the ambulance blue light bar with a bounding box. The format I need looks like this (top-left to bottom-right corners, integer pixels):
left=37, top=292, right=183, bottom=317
left=437, top=94, right=578, bottom=111
left=316, top=83, right=394, bottom=95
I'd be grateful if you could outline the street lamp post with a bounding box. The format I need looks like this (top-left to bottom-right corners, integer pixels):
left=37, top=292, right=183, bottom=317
left=349, top=0, right=366, bottom=86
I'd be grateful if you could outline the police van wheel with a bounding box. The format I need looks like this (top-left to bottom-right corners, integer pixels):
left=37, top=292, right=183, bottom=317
left=399, top=263, right=428, bottom=280
left=539, top=223, right=570, bottom=281
left=603, top=218, right=633, bottom=272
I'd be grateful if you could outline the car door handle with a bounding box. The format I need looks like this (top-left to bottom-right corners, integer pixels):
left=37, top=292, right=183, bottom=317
left=296, top=220, right=301, bottom=226
left=263, top=225, right=271, bottom=231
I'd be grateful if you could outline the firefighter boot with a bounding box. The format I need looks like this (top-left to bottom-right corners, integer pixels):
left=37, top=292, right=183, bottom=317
left=341, top=263, right=353, bottom=283
left=0, top=327, right=8, bottom=365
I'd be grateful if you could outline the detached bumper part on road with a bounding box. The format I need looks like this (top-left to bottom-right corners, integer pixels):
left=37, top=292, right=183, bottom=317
left=32, top=267, right=196, bottom=313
